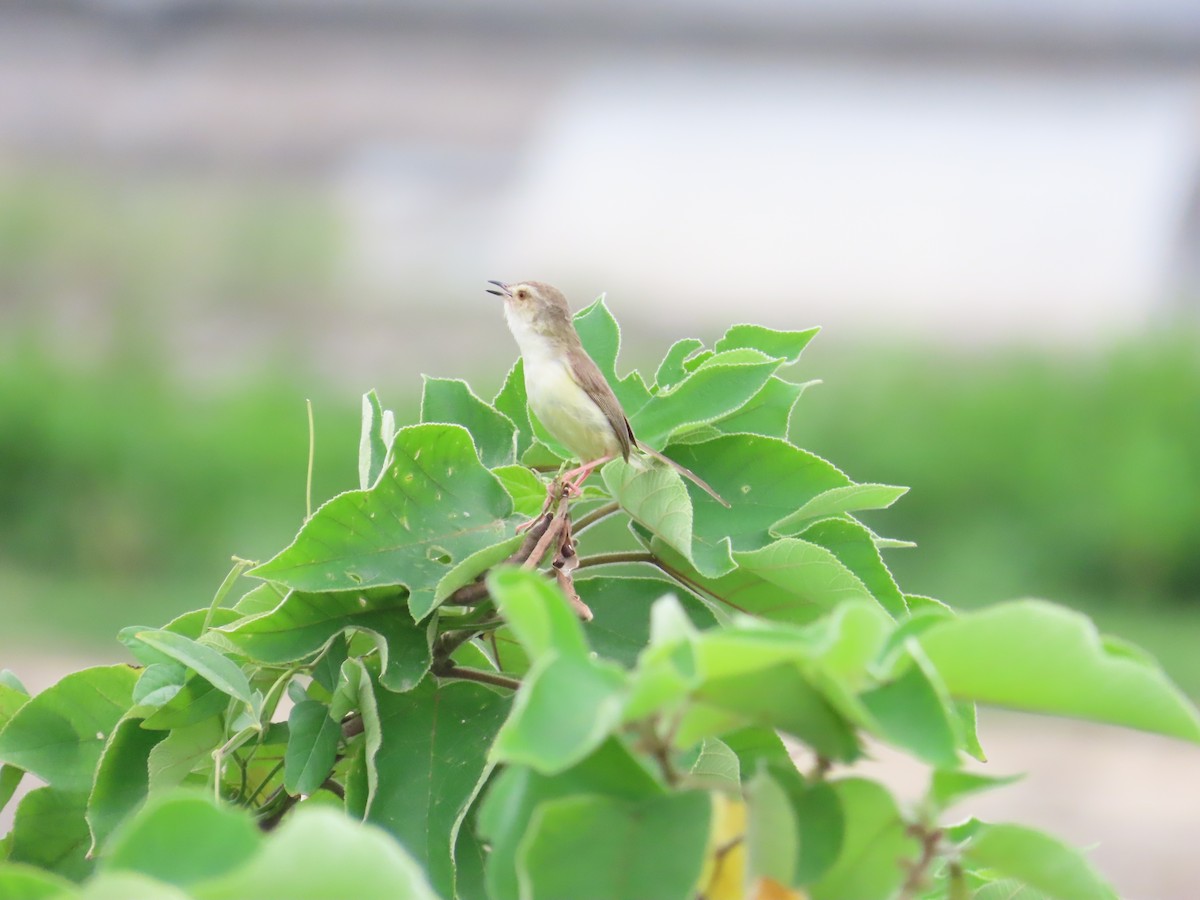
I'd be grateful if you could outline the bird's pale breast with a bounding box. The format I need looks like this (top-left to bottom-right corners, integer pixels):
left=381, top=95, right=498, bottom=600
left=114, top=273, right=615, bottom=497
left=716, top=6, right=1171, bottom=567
left=524, top=357, right=622, bottom=462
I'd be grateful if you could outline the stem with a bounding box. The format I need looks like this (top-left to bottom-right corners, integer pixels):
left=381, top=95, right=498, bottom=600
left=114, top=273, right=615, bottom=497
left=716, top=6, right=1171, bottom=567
left=575, top=550, right=656, bottom=570
left=246, top=758, right=286, bottom=807
left=203, top=557, right=255, bottom=633
left=319, top=777, right=346, bottom=801
left=435, top=619, right=503, bottom=660
left=259, top=789, right=300, bottom=832
left=435, top=664, right=521, bottom=692
left=305, top=398, right=315, bottom=521
left=641, top=719, right=681, bottom=787
left=522, top=512, right=566, bottom=571
left=898, top=824, right=944, bottom=900
left=809, top=755, right=832, bottom=782
left=572, top=501, right=620, bottom=534
left=342, top=713, right=364, bottom=739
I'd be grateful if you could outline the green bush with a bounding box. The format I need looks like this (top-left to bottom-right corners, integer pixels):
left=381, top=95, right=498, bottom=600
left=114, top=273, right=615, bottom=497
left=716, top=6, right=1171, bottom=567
left=1, top=304, right=1196, bottom=899
left=798, top=334, right=1200, bottom=610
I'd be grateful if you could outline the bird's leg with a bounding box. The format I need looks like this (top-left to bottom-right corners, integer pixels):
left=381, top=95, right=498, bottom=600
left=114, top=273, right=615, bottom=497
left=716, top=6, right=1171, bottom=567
left=516, top=469, right=573, bottom=533
left=560, top=454, right=616, bottom=496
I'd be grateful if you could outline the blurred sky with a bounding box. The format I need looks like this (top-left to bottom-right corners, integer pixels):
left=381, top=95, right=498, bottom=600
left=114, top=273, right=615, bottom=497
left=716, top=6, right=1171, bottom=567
left=3, top=0, right=1200, bottom=376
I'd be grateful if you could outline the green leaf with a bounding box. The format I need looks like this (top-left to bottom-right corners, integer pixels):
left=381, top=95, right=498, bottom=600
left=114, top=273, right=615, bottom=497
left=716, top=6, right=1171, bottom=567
left=0, top=670, right=28, bottom=694
left=147, top=718, right=224, bottom=791
left=331, top=659, right=381, bottom=812
left=191, top=807, right=441, bottom=900
left=222, top=589, right=432, bottom=693
left=929, top=770, right=1023, bottom=811
left=487, top=567, right=590, bottom=661
left=640, top=531, right=873, bottom=626
left=772, top=483, right=909, bottom=536
left=0, top=863, right=78, bottom=899
left=233, top=582, right=287, bottom=616
left=0, top=665, right=138, bottom=793
left=630, top=350, right=783, bottom=446
left=140, top=677, right=230, bottom=731
left=709, top=375, right=814, bottom=439
left=130, top=663, right=186, bottom=709
left=809, top=779, right=919, bottom=900
left=131, top=630, right=256, bottom=713
left=517, top=791, right=711, bottom=900
left=799, top=518, right=907, bottom=618
left=654, top=337, right=705, bottom=390
left=87, top=716, right=167, bottom=853
left=434, top=534, right=524, bottom=606
left=0, top=680, right=29, bottom=727
left=0, top=764, right=22, bottom=815
left=355, top=678, right=509, bottom=899
left=962, top=822, right=1118, bottom=900
left=792, top=780, right=845, bottom=884
left=250, top=424, right=518, bottom=620
left=7, top=787, right=92, bottom=881
left=493, top=653, right=627, bottom=774
left=738, top=539, right=877, bottom=621
left=421, top=376, right=517, bottom=468
left=660, top=434, right=851, bottom=576
left=860, top=641, right=960, bottom=768
left=493, top=358, right=536, bottom=459
left=576, top=576, right=717, bottom=669
left=684, top=663, right=860, bottom=760
left=916, top=600, right=1200, bottom=742
left=574, top=297, right=621, bottom=380
left=714, top=323, right=820, bottom=364
left=746, top=768, right=799, bottom=886
left=687, top=737, right=740, bottom=789
left=284, top=701, right=341, bottom=796
left=79, top=871, right=189, bottom=899
left=104, top=792, right=261, bottom=887
left=358, top=389, right=394, bottom=490
left=602, top=459, right=695, bottom=565
left=490, top=465, right=547, bottom=518
left=478, top=737, right=664, bottom=900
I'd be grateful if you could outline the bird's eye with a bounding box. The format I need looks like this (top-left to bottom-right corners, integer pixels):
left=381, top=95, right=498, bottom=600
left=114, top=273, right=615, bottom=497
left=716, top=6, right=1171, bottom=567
left=516, top=289, right=528, bottom=300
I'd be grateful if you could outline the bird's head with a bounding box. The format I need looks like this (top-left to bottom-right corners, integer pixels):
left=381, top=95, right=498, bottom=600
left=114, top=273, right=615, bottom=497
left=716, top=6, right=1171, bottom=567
left=487, top=280, right=574, bottom=344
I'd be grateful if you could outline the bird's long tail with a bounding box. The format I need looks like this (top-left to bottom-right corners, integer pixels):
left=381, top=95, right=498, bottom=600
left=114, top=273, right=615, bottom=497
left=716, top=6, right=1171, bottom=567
left=637, top=443, right=731, bottom=508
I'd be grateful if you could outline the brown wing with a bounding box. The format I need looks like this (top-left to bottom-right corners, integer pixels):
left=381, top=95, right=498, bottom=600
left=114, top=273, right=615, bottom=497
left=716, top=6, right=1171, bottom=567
left=565, top=343, right=635, bottom=460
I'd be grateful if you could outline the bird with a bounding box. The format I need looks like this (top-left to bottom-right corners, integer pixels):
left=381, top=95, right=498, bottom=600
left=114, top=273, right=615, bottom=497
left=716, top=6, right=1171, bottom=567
left=487, top=280, right=728, bottom=506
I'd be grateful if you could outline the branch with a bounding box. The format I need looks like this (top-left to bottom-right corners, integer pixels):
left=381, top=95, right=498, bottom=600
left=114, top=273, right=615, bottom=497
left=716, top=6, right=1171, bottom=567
left=442, top=512, right=554, bottom=606
left=572, top=501, right=620, bottom=534
left=433, top=662, right=522, bottom=692
left=575, top=550, right=657, bottom=570
left=898, top=824, right=944, bottom=900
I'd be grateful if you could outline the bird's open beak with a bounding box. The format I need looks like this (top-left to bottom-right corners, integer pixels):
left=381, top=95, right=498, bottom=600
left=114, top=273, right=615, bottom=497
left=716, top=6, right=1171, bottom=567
left=486, top=280, right=511, bottom=297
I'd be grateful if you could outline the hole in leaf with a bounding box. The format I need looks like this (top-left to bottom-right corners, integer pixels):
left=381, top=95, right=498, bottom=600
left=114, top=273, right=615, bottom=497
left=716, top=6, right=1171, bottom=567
left=346, top=571, right=363, bottom=584
left=427, top=545, right=453, bottom=565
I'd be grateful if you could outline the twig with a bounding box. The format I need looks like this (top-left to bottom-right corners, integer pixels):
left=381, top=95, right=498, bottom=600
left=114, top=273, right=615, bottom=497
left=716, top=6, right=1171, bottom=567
left=898, top=824, right=944, bottom=900
left=305, top=399, right=315, bottom=521
left=435, top=619, right=504, bottom=660
left=575, top=551, right=657, bottom=570
left=246, top=758, right=286, bottom=807
left=259, top=789, right=300, bottom=832
left=522, top=509, right=568, bottom=571
left=319, top=777, right=346, bottom=801
left=572, top=501, right=619, bottom=534
left=432, top=662, right=521, bottom=692
left=442, top=513, right=553, bottom=607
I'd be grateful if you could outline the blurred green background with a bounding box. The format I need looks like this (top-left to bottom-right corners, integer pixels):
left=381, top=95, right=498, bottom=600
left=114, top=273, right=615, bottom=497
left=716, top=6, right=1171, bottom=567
left=3, top=169, right=1197, bottom=695
left=3, top=5, right=1199, bottom=700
